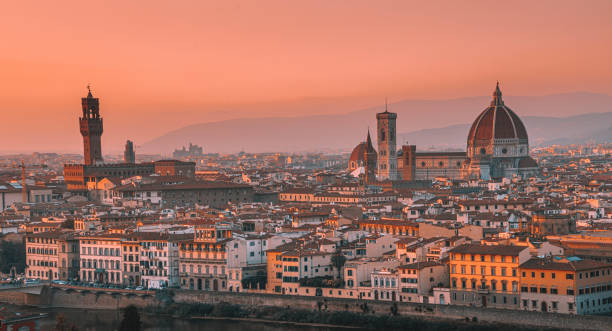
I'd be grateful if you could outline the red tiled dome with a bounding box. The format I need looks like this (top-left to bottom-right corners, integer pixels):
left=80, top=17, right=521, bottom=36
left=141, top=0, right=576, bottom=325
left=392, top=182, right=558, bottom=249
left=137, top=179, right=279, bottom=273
left=349, top=131, right=377, bottom=170
left=349, top=142, right=367, bottom=164
left=467, top=83, right=528, bottom=146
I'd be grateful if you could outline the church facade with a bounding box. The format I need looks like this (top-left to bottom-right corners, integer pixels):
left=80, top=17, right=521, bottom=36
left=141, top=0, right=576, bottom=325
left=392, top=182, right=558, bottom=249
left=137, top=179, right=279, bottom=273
left=348, top=83, right=538, bottom=181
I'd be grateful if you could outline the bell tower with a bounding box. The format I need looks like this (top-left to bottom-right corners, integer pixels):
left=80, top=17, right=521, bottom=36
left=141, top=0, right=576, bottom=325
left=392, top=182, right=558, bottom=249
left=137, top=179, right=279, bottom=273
left=376, top=100, right=398, bottom=180
left=80, top=85, right=104, bottom=165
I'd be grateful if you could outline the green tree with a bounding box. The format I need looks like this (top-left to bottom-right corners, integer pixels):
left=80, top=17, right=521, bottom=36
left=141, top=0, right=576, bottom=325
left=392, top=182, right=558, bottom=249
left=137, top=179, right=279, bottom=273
left=331, top=245, right=347, bottom=279
left=119, top=305, right=141, bottom=331
left=0, top=240, right=26, bottom=274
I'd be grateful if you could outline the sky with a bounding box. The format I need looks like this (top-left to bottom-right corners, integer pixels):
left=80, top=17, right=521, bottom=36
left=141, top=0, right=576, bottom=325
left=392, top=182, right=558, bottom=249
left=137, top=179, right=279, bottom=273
left=1, top=0, right=611, bottom=153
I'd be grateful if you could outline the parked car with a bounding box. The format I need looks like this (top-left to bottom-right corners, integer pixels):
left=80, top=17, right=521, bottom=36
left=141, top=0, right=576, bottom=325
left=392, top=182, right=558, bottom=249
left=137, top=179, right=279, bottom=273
left=24, top=278, right=40, bottom=285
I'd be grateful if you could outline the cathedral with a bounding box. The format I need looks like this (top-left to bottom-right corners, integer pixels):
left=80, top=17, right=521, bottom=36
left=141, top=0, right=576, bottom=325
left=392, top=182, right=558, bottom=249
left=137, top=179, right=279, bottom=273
left=348, top=83, right=538, bottom=181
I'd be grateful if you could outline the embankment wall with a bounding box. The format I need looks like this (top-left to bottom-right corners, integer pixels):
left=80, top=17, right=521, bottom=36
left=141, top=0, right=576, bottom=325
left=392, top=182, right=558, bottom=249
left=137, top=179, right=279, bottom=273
left=2, top=287, right=611, bottom=330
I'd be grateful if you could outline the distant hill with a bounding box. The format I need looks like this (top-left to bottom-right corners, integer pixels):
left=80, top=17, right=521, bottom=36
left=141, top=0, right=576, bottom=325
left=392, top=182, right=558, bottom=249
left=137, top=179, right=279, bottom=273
left=141, top=92, right=612, bottom=154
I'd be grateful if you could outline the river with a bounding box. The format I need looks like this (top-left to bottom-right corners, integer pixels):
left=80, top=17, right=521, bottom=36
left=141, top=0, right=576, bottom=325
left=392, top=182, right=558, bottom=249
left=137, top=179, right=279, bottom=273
left=23, top=307, right=355, bottom=331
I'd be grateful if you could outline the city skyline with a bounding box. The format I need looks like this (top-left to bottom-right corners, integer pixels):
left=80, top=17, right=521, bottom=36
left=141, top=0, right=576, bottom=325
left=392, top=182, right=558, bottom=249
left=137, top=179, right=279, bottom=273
left=1, top=1, right=612, bottom=153
left=1, top=2, right=612, bottom=329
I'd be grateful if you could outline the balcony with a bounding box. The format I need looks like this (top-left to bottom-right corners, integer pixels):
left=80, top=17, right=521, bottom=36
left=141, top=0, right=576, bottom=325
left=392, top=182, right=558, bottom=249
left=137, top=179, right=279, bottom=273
left=477, top=286, right=490, bottom=294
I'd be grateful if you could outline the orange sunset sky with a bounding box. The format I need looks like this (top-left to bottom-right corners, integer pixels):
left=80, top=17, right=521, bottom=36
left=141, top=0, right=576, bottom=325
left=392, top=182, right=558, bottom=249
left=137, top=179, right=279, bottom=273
left=1, top=1, right=612, bottom=153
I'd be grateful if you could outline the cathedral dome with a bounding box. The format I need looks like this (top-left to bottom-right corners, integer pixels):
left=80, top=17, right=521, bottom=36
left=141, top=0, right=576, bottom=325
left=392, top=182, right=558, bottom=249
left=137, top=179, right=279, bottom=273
left=348, top=131, right=377, bottom=171
left=467, top=83, right=528, bottom=148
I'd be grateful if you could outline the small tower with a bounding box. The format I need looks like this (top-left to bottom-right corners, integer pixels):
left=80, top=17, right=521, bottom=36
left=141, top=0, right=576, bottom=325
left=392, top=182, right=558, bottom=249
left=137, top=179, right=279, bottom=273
left=124, top=140, right=136, bottom=163
left=363, top=130, right=377, bottom=184
left=80, top=85, right=104, bottom=165
left=376, top=99, right=398, bottom=180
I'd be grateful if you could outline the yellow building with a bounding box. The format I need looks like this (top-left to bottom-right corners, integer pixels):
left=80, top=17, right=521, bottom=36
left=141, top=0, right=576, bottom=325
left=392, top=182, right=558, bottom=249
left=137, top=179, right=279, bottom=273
left=449, top=244, right=530, bottom=309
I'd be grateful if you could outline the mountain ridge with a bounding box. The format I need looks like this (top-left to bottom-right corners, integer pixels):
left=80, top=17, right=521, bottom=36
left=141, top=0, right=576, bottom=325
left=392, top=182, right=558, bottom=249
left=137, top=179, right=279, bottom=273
left=140, top=92, right=612, bottom=154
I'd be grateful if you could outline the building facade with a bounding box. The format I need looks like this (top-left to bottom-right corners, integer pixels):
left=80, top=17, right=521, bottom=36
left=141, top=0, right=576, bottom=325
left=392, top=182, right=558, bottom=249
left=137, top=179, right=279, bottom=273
left=449, top=244, right=531, bottom=309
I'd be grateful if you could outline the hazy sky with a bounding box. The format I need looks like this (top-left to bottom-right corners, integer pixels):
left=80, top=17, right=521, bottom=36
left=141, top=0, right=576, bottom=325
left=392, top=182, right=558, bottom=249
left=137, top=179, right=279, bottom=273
left=1, top=1, right=611, bottom=153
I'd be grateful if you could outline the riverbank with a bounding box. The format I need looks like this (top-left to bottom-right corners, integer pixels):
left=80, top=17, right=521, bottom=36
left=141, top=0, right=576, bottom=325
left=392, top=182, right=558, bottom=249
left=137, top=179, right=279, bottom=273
left=142, top=301, right=556, bottom=330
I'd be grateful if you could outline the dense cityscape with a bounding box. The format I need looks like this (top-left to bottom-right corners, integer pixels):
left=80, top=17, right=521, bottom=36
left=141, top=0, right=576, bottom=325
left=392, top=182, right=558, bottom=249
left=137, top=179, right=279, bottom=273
left=0, top=83, right=611, bottom=330
left=2, top=1, right=612, bottom=330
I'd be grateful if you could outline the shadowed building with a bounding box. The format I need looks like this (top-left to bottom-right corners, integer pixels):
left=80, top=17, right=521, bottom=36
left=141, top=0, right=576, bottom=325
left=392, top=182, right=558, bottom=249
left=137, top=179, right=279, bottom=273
left=124, top=140, right=136, bottom=163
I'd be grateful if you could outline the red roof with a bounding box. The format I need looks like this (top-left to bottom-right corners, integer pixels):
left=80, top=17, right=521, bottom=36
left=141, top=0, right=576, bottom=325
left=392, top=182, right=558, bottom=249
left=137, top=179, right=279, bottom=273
left=467, top=84, right=528, bottom=145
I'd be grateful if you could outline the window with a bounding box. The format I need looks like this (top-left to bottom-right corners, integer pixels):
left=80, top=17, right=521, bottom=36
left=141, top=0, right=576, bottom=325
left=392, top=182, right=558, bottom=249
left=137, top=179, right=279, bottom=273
left=566, top=273, right=574, bottom=280
left=551, top=273, right=556, bottom=279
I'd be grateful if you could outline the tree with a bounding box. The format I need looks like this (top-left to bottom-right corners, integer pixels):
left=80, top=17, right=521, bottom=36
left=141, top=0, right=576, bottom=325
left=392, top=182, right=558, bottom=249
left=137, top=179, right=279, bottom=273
left=61, top=219, right=75, bottom=229
left=331, top=246, right=347, bottom=279
left=53, top=314, right=78, bottom=331
left=119, top=305, right=141, bottom=331
left=0, top=240, right=26, bottom=274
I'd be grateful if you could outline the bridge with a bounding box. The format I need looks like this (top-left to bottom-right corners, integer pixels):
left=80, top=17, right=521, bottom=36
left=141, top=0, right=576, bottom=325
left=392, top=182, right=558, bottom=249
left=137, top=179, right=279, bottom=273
left=48, top=284, right=156, bottom=297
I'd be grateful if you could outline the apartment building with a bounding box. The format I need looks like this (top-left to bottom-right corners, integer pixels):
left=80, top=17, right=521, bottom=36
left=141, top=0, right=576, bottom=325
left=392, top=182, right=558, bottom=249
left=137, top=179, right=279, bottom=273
left=179, top=223, right=231, bottom=291
left=371, top=267, right=399, bottom=301
left=279, top=249, right=334, bottom=294
left=449, top=244, right=531, bottom=309
left=79, top=234, right=123, bottom=284
left=519, top=257, right=612, bottom=314
left=398, top=261, right=448, bottom=303
left=121, top=236, right=141, bottom=286
left=226, top=234, right=282, bottom=292
left=25, top=231, right=79, bottom=281
left=137, top=232, right=188, bottom=289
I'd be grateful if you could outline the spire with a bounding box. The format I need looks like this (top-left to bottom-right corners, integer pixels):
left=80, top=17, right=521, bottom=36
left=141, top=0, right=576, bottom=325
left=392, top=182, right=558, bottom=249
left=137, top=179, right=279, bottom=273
left=366, top=129, right=373, bottom=148
left=491, top=81, right=503, bottom=106
left=385, top=97, right=388, bottom=113
left=87, top=83, right=93, bottom=98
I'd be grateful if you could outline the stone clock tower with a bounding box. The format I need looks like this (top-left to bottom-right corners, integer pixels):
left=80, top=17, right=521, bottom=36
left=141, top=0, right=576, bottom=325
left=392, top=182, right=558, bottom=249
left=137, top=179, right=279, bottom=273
left=80, top=86, right=104, bottom=165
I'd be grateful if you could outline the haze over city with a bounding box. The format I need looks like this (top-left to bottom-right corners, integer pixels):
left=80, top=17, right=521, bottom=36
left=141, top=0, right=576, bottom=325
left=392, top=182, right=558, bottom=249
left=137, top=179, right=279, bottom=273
left=1, top=0, right=612, bottom=154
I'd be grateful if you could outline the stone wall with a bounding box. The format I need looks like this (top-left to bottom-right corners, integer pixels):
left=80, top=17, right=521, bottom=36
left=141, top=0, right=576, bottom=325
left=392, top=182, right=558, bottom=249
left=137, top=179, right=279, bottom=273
left=2, top=287, right=612, bottom=330
left=172, top=290, right=612, bottom=330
